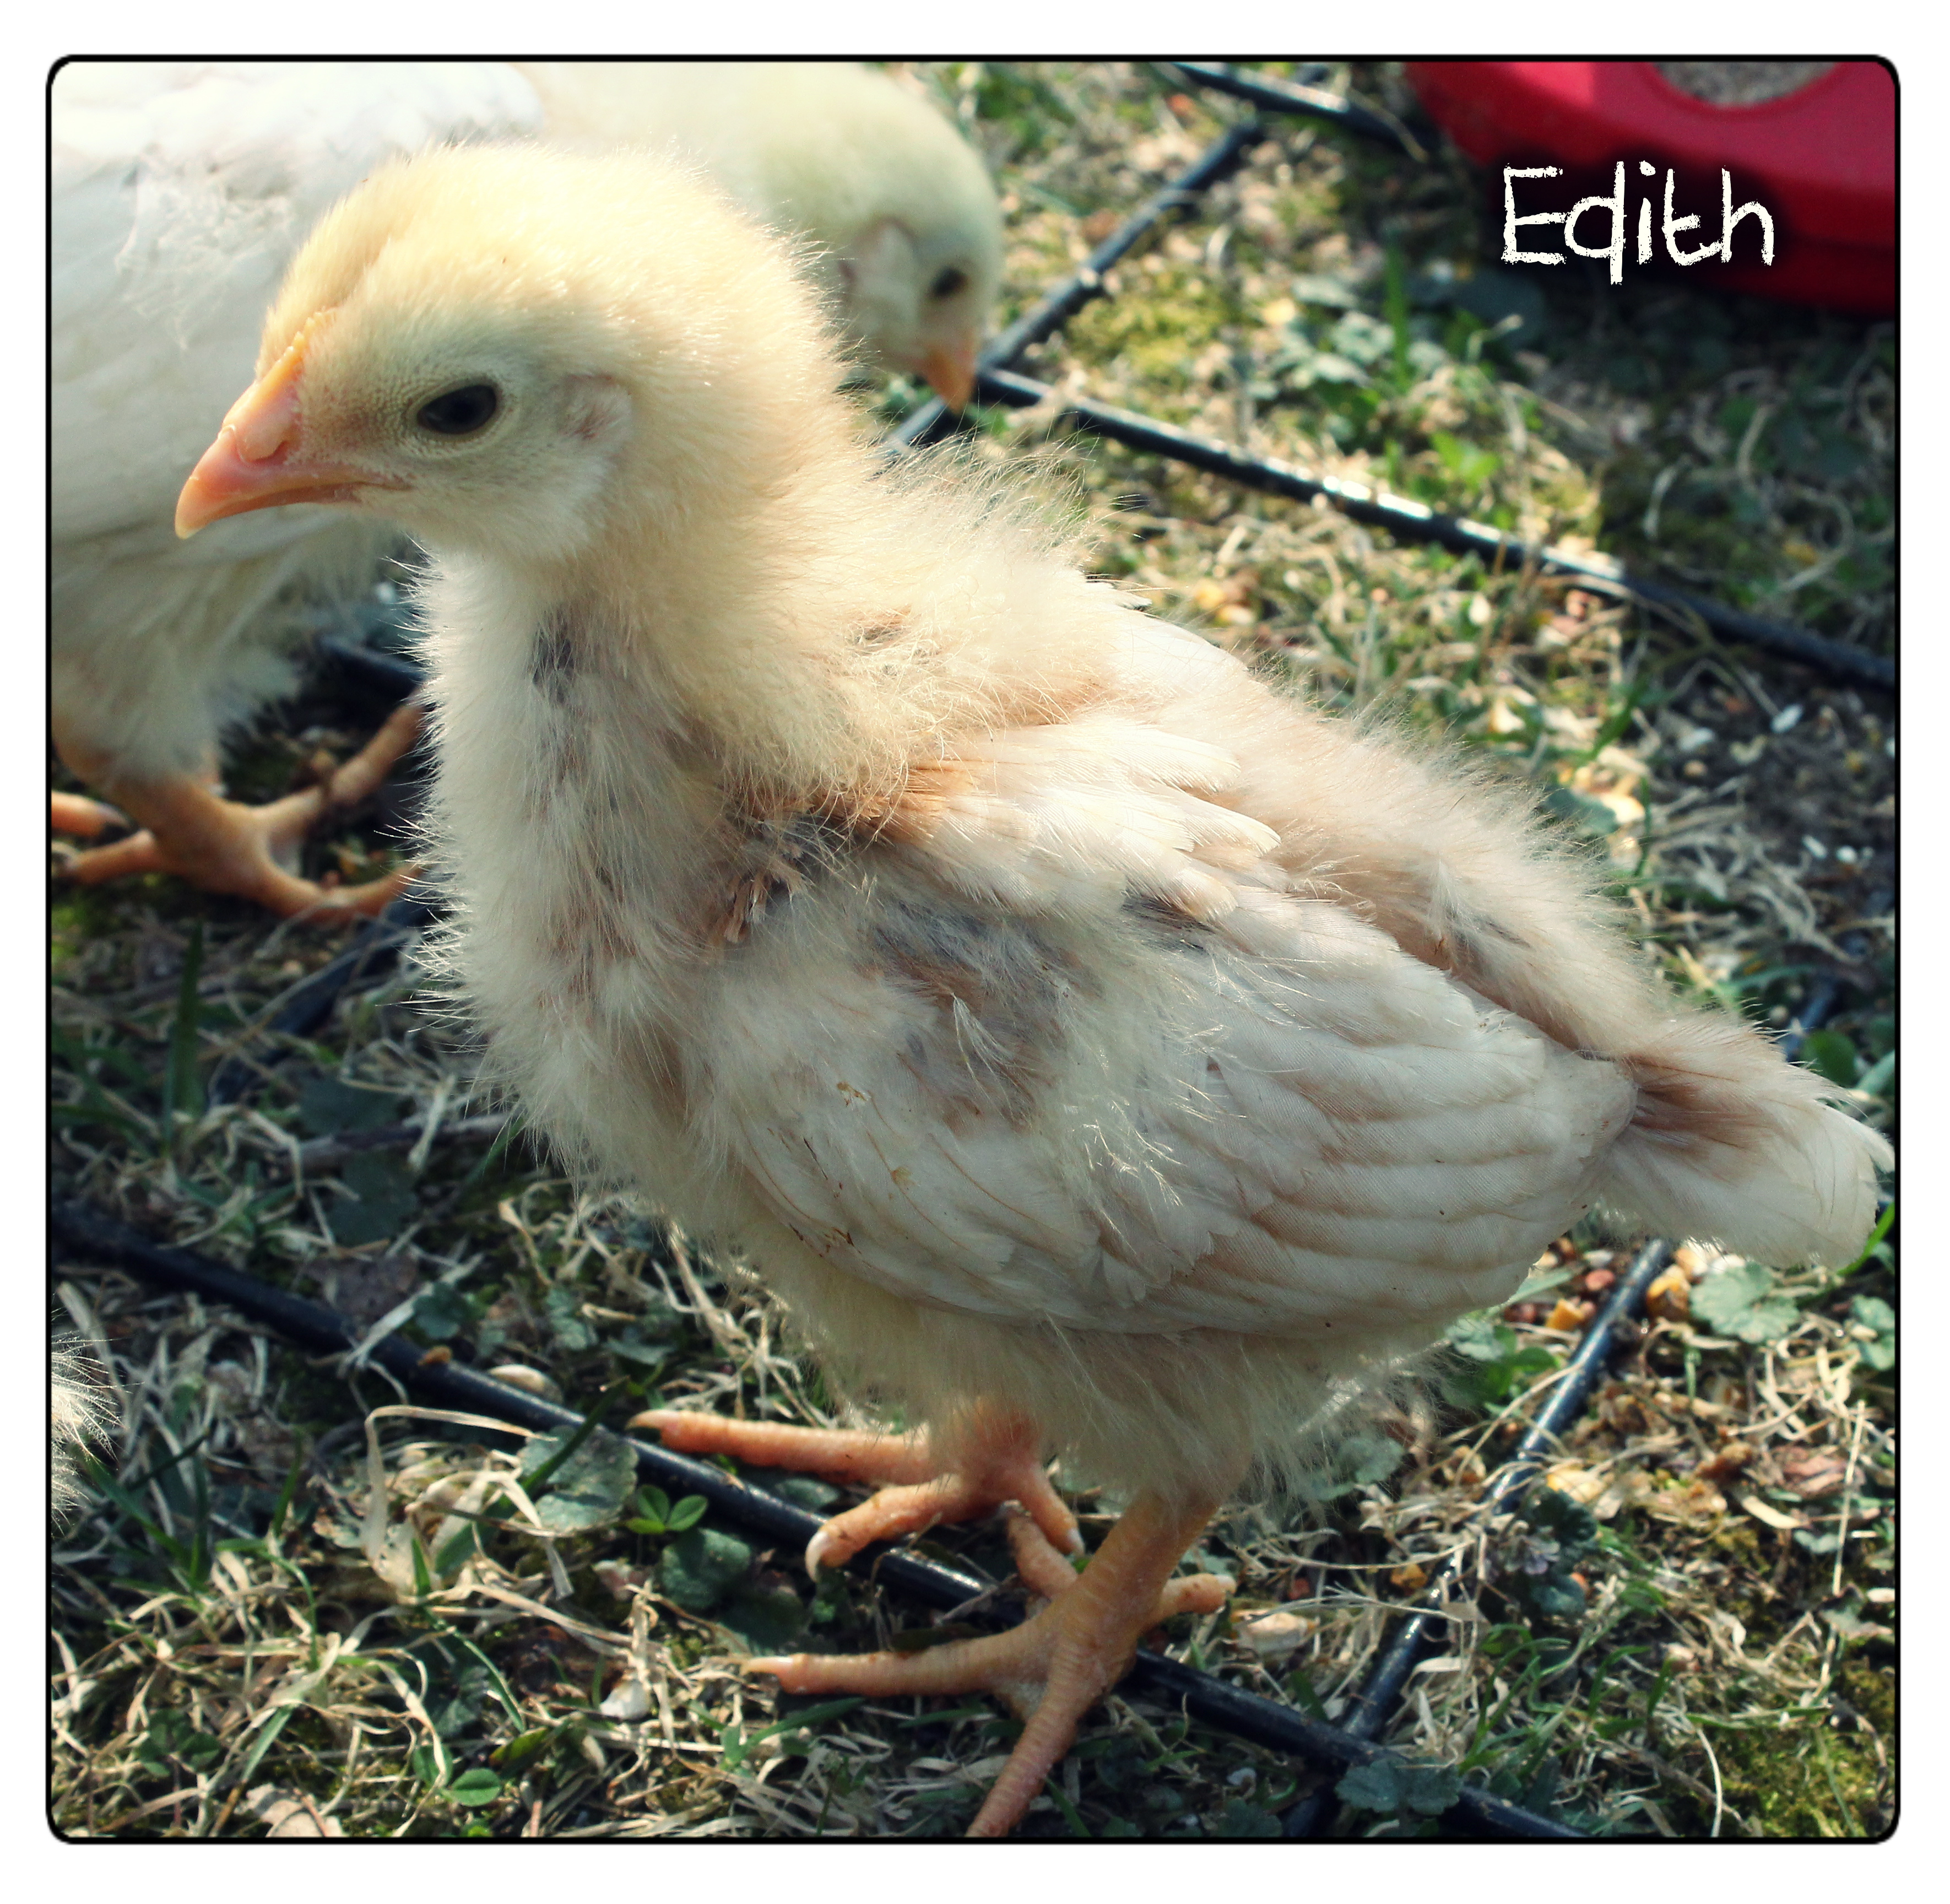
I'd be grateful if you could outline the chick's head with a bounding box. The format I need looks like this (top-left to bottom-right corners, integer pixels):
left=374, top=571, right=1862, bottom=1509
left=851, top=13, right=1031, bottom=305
left=728, top=63, right=1001, bottom=406
left=177, top=143, right=846, bottom=566
left=833, top=210, right=997, bottom=409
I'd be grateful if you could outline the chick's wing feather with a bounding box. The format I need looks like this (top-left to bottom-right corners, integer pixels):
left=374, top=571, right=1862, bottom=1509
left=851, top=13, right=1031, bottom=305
left=711, top=715, right=1637, bottom=1338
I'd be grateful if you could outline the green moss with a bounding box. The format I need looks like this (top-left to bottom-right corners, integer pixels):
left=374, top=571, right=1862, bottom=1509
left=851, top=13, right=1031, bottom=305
left=1839, top=1662, right=1893, bottom=1737
left=1708, top=1697, right=1890, bottom=1838
left=51, top=887, right=127, bottom=967
left=1066, top=264, right=1239, bottom=392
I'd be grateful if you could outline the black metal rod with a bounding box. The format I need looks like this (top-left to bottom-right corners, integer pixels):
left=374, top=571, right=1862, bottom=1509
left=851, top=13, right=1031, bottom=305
left=317, top=632, right=425, bottom=701
left=51, top=1197, right=1577, bottom=1840
left=1280, top=1236, right=1673, bottom=1838
left=1131, top=1652, right=1583, bottom=1840
left=969, top=365, right=1893, bottom=691
left=50, top=1199, right=913, bottom=1566
left=1163, top=62, right=1415, bottom=151
left=1341, top=1242, right=1680, bottom=1723
left=890, top=117, right=1267, bottom=451
left=1777, top=887, right=1892, bottom=1064
left=206, top=891, right=440, bottom=1108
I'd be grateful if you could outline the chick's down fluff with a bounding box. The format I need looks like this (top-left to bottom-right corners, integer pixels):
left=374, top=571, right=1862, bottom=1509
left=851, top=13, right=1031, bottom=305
left=178, top=144, right=1890, bottom=1834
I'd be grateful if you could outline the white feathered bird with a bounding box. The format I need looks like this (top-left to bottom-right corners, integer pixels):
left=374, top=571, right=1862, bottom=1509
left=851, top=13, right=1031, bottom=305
left=52, top=61, right=1001, bottom=914
left=174, top=144, right=1889, bottom=1837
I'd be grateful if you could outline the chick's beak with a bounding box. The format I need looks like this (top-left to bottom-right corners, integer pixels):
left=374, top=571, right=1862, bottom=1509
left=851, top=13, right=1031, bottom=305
left=175, top=319, right=384, bottom=537
left=919, top=332, right=981, bottom=412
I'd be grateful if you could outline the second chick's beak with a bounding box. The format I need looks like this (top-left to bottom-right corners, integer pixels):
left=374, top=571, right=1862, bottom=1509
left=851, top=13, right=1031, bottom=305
left=919, top=333, right=981, bottom=412
left=176, top=316, right=392, bottom=537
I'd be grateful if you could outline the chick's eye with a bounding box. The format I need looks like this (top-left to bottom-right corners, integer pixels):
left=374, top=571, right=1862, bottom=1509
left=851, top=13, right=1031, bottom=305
left=929, top=266, right=968, bottom=300
left=415, top=384, right=500, bottom=436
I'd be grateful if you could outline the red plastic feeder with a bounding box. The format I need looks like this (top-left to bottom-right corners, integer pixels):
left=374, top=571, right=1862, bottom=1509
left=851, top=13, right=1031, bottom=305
left=1406, top=61, right=1894, bottom=316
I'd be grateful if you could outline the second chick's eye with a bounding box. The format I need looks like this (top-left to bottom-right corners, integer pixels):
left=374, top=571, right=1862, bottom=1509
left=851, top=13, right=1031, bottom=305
left=929, top=266, right=968, bottom=300
left=415, top=383, right=500, bottom=436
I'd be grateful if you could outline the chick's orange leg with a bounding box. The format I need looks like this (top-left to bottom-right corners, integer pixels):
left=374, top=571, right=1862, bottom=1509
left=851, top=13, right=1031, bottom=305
left=748, top=1486, right=1229, bottom=1839
left=629, top=1404, right=1081, bottom=1571
left=57, top=703, right=423, bottom=918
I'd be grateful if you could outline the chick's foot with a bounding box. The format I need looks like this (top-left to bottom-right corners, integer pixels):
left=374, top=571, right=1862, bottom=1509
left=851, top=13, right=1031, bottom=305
left=56, top=703, right=423, bottom=918
left=628, top=1405, right=1081, bottom=1572
left=745, top=1486, right=1228, bottom=1839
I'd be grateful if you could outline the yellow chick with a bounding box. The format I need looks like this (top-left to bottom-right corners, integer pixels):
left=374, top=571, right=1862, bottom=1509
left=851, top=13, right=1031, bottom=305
left=177, top=145, right=1888, bottom=1837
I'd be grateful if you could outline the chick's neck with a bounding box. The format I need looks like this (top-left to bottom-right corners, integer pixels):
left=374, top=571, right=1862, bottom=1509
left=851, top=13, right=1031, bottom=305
left=545, top=439, right=920, bottom=813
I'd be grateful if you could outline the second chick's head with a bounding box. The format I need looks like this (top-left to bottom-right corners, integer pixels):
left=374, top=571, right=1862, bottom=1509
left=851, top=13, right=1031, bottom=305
left=730, top=63, right=1001, bottom=407
left=176, top=143, right=849, bottom=567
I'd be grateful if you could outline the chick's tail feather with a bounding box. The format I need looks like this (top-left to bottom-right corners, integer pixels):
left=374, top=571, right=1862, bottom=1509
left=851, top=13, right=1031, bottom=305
left=1597, top=1018, right=1891, bottom=1268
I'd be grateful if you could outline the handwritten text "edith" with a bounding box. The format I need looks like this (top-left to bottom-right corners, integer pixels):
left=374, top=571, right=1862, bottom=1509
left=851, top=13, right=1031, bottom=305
left=1504, top=163, right=1775, bottom=284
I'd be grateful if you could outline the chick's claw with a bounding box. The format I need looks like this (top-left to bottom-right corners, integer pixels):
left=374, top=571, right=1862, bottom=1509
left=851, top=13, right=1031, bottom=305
left=629, top=1409, right=940, bottom=1484
left=50, top=791, right=129, bottom=840
left=803, top=1462, right=1079, bottom=1575
left=629, top=1407, right=1081, bottom=1573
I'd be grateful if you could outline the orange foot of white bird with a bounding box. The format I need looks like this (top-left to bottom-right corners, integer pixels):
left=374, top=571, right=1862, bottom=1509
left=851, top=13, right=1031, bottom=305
left=52, top=703, right=424, bottom=919
left=629, top=1405, right=1232, bottom=1838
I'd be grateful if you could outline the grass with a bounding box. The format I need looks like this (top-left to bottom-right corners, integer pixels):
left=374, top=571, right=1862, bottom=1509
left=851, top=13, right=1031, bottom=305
left=51, top=61, right=1893, bottom=1840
